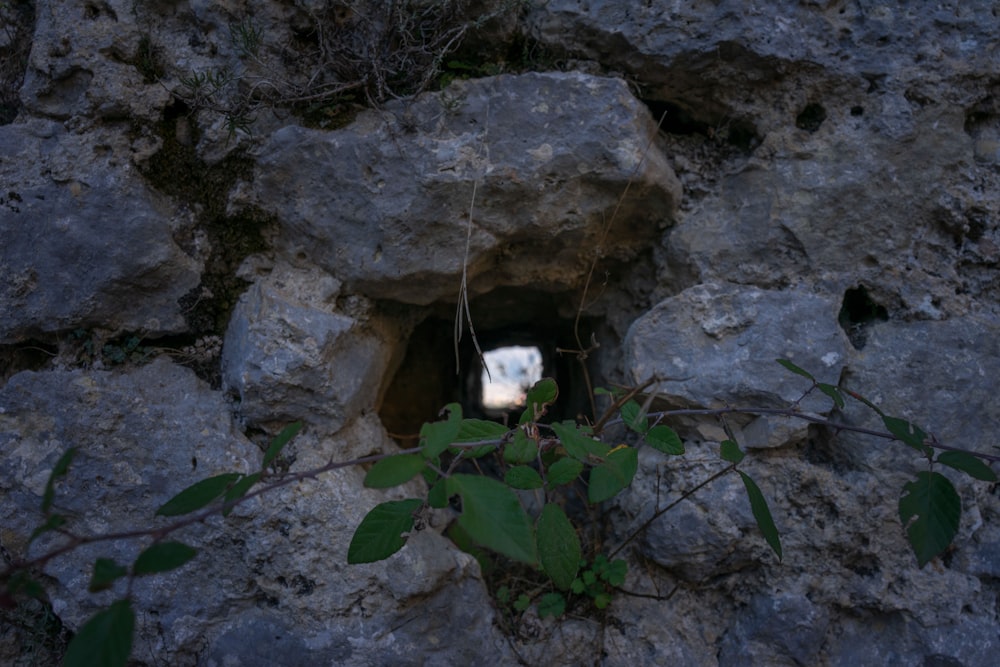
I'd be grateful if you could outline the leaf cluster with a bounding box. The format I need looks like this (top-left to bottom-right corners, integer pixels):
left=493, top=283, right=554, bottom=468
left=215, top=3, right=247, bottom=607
left=5, top=360, right=998, bottom=666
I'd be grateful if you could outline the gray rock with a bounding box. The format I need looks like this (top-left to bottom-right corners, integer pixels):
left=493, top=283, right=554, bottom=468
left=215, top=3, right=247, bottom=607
left=624, top=282, right=849, bottom=411
left=240, top=71, right=681, bottom=305
left=838, top=316, right=1000, bottom=470
left=717, top=592, right=830, bottom=667
left=20, top=0, right=171, bottom=124
left=0, top=359, right=513, bottom=665
left=221, top=270, right=394, bottom=430
left=0, top=121, right=201, bottom=343
left=527, top=1, right=999, bottom=120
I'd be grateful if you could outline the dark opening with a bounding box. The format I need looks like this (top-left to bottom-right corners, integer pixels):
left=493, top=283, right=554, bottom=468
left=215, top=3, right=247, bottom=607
left=796, top=103, right=827, bottom=132
left=378, top=290, right=598, bottom=445
left=642, top=99, right=709, bottom=135
left=838, top=285, right=888, bottom=349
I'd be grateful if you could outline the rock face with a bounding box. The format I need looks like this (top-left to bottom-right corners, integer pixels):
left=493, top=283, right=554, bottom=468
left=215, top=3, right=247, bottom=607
left=0, top=360, right=512, bottom=666
left=241, top=71, right=680, bottom=305
left=2, top=1, right=1000, bottom=665
left=0, top=121, right=201, bottom=343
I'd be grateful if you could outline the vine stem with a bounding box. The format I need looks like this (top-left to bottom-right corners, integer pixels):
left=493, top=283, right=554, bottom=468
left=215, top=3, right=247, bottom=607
left=608, top=463, right=736, bottom=559
left=5, top=400, right=996, bottom=590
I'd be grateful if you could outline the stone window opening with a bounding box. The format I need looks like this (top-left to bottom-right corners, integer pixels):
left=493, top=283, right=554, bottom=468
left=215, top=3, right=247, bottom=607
left=378, top=291, right=601, bottom=445
left=480, top=345, right=544, bottom=416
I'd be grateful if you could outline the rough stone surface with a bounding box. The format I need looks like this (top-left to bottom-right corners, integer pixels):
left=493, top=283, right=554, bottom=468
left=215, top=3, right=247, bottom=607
left=0, top=360, right=513, bottom=665
left=221, top=264, right=395, bottom=430
left=0, top=121, right=201, bottom=343
left=3, top=1, right=1000, bottom=665
left=239, top=71, right=681, bottom=305
left=625, top=282, right=849, bottom=410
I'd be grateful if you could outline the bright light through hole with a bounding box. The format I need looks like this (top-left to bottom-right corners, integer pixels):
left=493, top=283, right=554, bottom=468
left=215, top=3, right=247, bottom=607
left=481, top=346, right=543, bottom=410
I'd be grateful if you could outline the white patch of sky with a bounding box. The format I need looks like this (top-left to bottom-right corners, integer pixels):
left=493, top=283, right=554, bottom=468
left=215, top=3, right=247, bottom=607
left=481, top=345, right=543, bottom=409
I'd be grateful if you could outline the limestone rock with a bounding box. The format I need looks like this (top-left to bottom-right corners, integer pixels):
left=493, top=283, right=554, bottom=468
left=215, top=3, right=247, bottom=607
left=837, top=316, right=1000, bottom=470
left=0, top=359, right=512, bottom=665
left=0, top=121, right=201, bottom=343
left=221, top=271, right=394, bottom=431
left=527, top=1, right=999, bottom=120
left=624, top=282, right=849, bottom=411
left=20, top=0, right=172, bottom=124
left=240, top=71, right=681, bottom=305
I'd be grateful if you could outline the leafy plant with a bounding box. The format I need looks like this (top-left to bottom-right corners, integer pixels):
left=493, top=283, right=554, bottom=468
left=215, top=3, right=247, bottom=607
left=3, top=361, right=998, bottom=666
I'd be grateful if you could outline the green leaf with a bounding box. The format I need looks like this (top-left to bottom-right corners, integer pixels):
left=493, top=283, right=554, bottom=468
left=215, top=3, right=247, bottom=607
left=363, top=454, right=427, bottom=489
left=550, top=422, right=610, bottom=462
left=29, top=514, right=67, bottom=543
left=505, top=465, right=544, bottom=490
left=737, top=471, right=782, bottom=561
left=133, top=541, right=198, bottom=576
left=447, top=474, right=537, bottom=565
left=262, top=421, right=302, bottom=470
left=776, top=358, right=815, bottom=381
left=41, top=447, right=76, bottom=513
left=427, top=478, right=448, bottom=508
left=817, top=383, right=846, bottom=409
left=620, top=400, right=649, bottom=434
left=537, top=592, right=566, bottom=618
left=646, top=425, right=684, bottom=455
left=899, top=471, right=961, bottom=567
left=937, top=451, right=998, bottom=482
left=537, top=504, right=581, bottom=591
left=588, top=446, right=638, bottom=504
left=461, top=443, right=498, bottom=459
left=454, top=418, right=506, bottom=458
left=222, top=472, right=261, bottom=517
left=62, top=600, right=134, bottom=667
left=503, top=429, right=538, bottom=464
left=421, top=403, right=463, bottom=459
left=519, top=378, right=558, bottom=425
left=592, top=592, right=612, bottom=609
left=156, top=473, right=242, bottom=517
left=455, top=418, right=509, bottom=442
left=720, top=439, right=745, bottom=464
left=513, top=594, right=532, bottom=612
left=546, top=457, right=584, bottom=488
left=347, top=498, right=422, bottom=564
left=89, top=559, right=128, bottom=593
left=883, top=416, right=933, bottom=455
left=604, top=559, right=628, bottom=587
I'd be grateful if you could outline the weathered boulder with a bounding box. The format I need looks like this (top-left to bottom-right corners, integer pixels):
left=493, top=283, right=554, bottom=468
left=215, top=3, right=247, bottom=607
left=838, top=316, right=1000, bottom=470
left=0, top=121, right=201, bottom=343
left=527, top=2, right=999, bottom=122
left=0, top=359, right=513, bottom=665
left=4, top=0, right=1000, bottom=664
left=239, top=71, right=681, bottom=305
left=221, top=263, right=395, bottom=430
left=624, top=282, right=849, bottom=411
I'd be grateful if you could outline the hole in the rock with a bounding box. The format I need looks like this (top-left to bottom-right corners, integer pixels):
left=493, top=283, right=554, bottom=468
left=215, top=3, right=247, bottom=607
left=379, top=290, right=599, bottom=445
left=795, top=103, right=827, bottom=132
left=725, top=119, right=762, bottom=151
left=850, top=106, right=864, bottom=116
left=0, top=339, right=58, bottom=383
left=838, top=285, right=888, bottom=350
left=642, top=99, right=709, bottom=135
left=480, top=345, right=543, bottom=414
